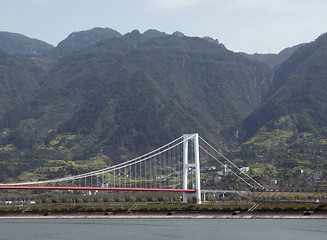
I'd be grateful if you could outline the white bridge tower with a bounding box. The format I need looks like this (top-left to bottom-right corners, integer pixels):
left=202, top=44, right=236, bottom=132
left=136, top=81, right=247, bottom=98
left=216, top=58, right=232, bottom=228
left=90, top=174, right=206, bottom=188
left=183, top=133, right=201, bottom=204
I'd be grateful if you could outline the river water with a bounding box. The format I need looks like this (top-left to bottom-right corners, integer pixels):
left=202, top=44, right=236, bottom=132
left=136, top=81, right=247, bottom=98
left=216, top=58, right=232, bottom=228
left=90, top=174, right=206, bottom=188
left=0, top=218, right=326, bottom=240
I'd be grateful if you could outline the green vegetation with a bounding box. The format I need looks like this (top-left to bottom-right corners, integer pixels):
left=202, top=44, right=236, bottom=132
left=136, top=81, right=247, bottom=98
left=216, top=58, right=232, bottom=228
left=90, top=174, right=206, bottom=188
left=1, top=30, right=327, bottom=192
left=0, top=30, right=272, bottom=183
left=1, top=202, right=326, bottom=216
left=225, top=33, right=327, bottom=189
left=229, top=119, right=327, bottom=188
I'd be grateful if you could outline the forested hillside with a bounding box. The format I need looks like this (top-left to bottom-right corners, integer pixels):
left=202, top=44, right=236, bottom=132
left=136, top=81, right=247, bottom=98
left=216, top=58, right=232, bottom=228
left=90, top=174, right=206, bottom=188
left=0, top=29, right=273, bottom=182
left=1, top=29, right=327, bottom=190
left=0, top=50, right=47, bottom=116
left=225, top=33, right=327, bottom=189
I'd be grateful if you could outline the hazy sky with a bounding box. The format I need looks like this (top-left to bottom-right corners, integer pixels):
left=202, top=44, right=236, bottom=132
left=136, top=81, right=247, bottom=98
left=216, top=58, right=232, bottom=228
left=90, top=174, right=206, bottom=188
left=1, top=0, right=327, bottom=53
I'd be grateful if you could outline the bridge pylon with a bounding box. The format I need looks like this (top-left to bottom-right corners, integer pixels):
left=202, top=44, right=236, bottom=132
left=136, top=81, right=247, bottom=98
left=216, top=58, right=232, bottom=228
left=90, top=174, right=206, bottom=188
left=182, top=133, right=201, bottom=204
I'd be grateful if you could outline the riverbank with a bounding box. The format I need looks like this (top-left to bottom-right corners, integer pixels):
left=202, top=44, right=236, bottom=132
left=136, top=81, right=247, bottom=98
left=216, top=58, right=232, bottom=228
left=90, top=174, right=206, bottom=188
left=1, top=212, right=327, bottom=219
left=1, top=203, right=327, bottom=219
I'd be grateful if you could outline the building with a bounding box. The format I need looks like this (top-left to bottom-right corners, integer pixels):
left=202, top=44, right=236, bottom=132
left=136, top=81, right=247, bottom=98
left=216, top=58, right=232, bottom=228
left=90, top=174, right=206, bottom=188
left=309, top=172, right=320, bottom=183
left=214, top=176, right=222, bottom=183
left=240, top=167, right=250, bottom=173
left=269, top=179, right=277, bottom=185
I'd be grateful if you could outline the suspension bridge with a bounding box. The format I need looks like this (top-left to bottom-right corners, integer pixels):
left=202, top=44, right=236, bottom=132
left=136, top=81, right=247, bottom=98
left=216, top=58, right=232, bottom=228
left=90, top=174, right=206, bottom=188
left=0, top=133, right=264, bottom=204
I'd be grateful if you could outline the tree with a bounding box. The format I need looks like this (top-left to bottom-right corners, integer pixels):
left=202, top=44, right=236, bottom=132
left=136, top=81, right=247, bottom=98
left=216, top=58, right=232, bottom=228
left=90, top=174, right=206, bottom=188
left=129, top=196, right=136, bottom=203
left=108, top=197, right=115, bottom=203
left=259, top=195, right=269, bottom=202
left=174, top=197, right=181, bottom=203
left=272, top=195, right=281, bottom=202
left=118, top=197, right=125, bottom=203
left=187, top=196, right=193, bottom=203
left=163, top=196, right=170, bottom=203
left=233, top=196, right=241, bottom=202
left=299, top=195, right=308, bottom=201
left=285, top=195, right=294, bottom=201
left=313, top=194, right=322, bottom=201
left=141, top=197, right=147, bottom=203
left=209, top=195, right=216, bottom=203
left=151, top=197, right=159, bottom=203
left=245, top=196, right=252, bottom=202
left=66, top=198, right=73, bottom=204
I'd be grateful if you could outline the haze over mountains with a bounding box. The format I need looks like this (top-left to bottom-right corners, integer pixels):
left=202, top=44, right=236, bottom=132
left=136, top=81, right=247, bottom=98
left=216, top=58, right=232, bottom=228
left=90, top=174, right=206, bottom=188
left=0, top=27, right=326, bottom=189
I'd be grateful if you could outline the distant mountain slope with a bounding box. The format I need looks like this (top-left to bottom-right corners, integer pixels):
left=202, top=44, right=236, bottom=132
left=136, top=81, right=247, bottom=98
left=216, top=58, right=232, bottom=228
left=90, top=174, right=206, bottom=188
left=0, top=50, right=47, bottom=116
left=238, top=33, right=327, bottom=140
left=243, top=44, right=305, bottom=69
left=0, top=31, right=54, bottom=55
left=0, top=31, right=273, bottom=180
left=55, top=33, right=272, bottom=156
left=224, top=33, right=327, bottom=187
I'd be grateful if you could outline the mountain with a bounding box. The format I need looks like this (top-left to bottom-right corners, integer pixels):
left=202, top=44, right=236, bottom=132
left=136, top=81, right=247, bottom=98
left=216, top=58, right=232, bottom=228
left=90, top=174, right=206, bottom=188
left=239, top=33, right=327, bottom=140
left=47, top=27, right=122, bottom=58
left=0, top=31, right=54, bottom=55
left=225, top=33, right=327, bottom=188
left=57, top=27, right=122, bottom=48
left=0, top=30, right=273, bottom=181
left=242, top=44, right=305, bottom=69
left=0, top=50, right=48, bottom=116
left=143, top=29, right=167, bottom=40
left=2, top=28, right=326, bottom=190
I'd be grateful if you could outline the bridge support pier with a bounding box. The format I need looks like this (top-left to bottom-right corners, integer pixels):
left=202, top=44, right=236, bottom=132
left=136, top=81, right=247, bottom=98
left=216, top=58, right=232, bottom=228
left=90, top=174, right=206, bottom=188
left=182, top=133, right=201, bottom=204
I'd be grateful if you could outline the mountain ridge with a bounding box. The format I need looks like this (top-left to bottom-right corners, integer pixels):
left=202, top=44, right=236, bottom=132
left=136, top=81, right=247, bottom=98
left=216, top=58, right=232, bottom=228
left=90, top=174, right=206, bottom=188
left=0, top=31, right=54, bottom=55
left=241, top=43, right=305, bottom=69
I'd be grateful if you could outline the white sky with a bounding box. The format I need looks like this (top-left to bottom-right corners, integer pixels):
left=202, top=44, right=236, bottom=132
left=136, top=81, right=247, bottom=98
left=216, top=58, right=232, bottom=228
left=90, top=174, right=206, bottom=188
left=1, top=0, right=327, bottom=53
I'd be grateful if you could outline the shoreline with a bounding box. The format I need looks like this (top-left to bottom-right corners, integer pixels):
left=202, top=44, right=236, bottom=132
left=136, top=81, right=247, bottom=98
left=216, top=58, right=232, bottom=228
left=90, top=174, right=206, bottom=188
left=2, top=202, right=327, bottom=219
left=1, top=211, right=327, bottom=219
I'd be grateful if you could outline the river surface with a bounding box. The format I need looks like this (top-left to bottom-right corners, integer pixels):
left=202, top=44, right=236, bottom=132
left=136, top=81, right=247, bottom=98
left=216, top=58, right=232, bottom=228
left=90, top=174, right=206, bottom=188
left=0, top=218, right=326, bottom=240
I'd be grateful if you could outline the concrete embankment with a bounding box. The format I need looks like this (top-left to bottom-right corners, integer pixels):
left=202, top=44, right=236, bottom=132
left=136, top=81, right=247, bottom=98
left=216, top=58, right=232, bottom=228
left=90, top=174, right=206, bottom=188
left=1, top=211, right=327, bottom=219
